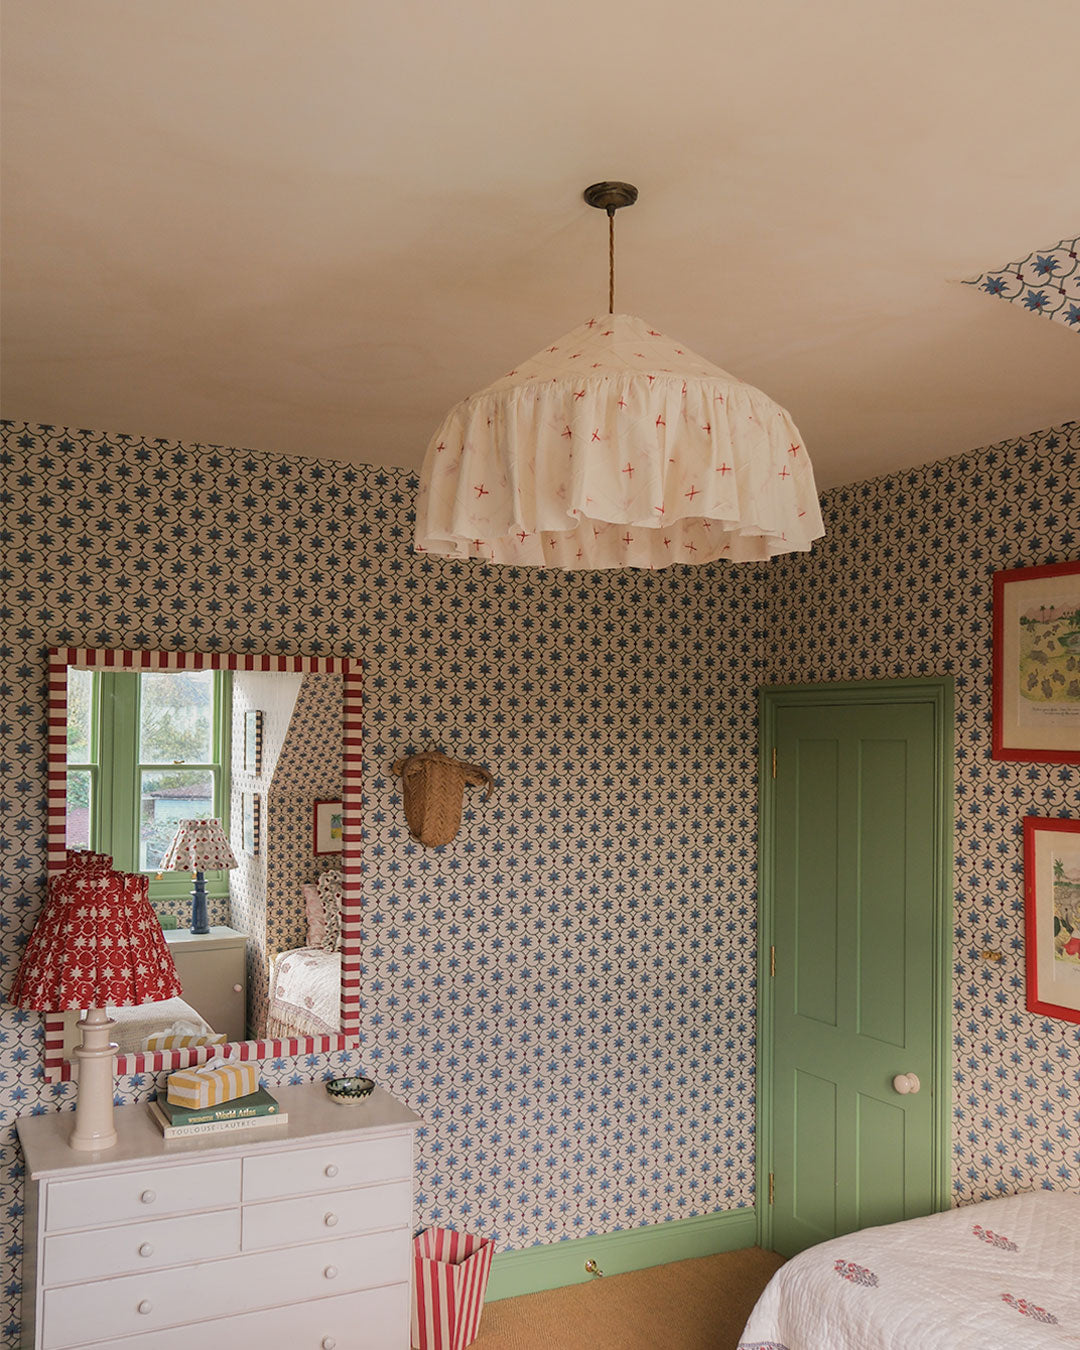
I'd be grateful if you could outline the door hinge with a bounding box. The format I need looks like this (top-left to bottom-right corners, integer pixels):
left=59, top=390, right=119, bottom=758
left=770, top=945, right=775, bottom=978
left=768, top=1172, right=775, bottom=1206
left=771, top=746, right=777, bottom=778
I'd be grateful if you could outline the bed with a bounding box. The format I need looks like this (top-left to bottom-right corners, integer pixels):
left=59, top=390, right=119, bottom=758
left=265, top=946, right=341, bottom=1038
left=739, top=1191, right=1080, bottom=1350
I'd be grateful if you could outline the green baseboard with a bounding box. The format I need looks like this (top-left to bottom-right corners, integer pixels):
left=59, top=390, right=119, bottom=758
left=484, top=1207, right=758, bottom=1303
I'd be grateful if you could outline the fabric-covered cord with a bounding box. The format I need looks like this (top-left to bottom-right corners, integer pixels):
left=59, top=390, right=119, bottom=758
left=608, top=208, right=616, bottom=314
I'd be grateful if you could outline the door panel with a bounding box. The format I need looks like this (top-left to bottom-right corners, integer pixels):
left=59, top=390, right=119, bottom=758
left=856, top=739, right=907, bottom=1046
left=792, top=1070, right=837, bottom=1242
left=770, top=699, right=939, bottom=1257
left=793, top=737, right=839, bottom=1027
left=856, top=1093, right=906, bottom=1230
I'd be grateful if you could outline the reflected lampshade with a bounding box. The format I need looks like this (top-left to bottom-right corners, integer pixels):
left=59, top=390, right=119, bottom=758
left=159, top=818, right=239, bottom=874
left=9, top=867, right=182, bottom=1011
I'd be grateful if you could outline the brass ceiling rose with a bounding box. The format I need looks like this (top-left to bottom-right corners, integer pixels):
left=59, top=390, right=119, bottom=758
left=583, top=181, right=639, bottom=214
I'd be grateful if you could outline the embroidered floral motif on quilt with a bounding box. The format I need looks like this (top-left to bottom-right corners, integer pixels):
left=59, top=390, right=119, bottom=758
left=833, top=1259, right=879, bottom=1288
left=1002, top=1293, right=1058, bottom=1324
left=973, top=1223, right=1018, bottom=1251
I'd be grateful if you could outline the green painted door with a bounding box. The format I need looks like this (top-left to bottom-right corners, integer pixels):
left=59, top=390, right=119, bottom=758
left=770, top=699, right=939, bottom=1256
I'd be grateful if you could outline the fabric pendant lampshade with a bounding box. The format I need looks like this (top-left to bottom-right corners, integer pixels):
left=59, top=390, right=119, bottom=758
left=9, top=863, right=182, bottom=1150
left=159, top=817, right=238, bottom=935
left=415, top=313, right=825, bottom=570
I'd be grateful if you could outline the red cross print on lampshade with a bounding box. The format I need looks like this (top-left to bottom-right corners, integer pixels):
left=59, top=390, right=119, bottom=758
left=9, top=858, right=182, bottom=1150
left=158, top=817, right=239, bottom=935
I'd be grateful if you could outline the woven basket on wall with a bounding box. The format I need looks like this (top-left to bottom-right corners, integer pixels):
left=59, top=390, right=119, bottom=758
left=391, top=750, right=494, bottom=848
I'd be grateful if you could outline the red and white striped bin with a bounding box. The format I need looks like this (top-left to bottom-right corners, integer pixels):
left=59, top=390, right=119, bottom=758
left=411, top=1227, right=495, bottom=1350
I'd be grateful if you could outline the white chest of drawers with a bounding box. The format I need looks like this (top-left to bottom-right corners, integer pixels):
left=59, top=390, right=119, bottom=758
left=17, top=1083, right=421, bottom=1350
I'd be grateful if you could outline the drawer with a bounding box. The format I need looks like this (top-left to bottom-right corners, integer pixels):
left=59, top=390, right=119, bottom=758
left=46, top=1157, right=241, bottom=1232
left=81, top=1282, right=411, bottom=1350
left=243, top=1177, right=412, bottom=1250
left=41, top=1227, right=411, bottom=1349
left=243, top=1132, right=412, bottom=1201
left=43, top=1206, right=240, bottom=1285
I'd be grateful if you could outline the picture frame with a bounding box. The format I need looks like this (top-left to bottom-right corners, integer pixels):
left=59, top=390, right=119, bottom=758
left=242, top=791, right=260, bottom=856
left=1024, top=816, right=1080, bottom=1025
left=313, top=799, right=344, bottom=855
left=244, top=709, right=263, bottom=775
left=992, top=559, right=1080, bottom=762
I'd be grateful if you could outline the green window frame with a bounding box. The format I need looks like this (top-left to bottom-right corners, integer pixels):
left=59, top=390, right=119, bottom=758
left=69, top=669, right=233, bottom=901
left=64, top=667, right=99, bottom=854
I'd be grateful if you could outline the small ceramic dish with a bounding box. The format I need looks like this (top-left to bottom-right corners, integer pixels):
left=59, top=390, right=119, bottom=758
left=326, top=1075, right=375, bottom=1104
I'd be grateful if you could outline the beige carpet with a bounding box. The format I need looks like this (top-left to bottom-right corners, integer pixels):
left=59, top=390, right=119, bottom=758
left=470, top=1247, right=785, bottom=1350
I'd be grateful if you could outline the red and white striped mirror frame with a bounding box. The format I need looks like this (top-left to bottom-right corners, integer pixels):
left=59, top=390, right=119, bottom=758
left=44, top=646, right=362, bottom=1082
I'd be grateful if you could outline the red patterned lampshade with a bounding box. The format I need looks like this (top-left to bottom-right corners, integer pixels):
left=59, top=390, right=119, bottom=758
left=10, top=865, right=182, bottom=1011
left=64, top=849, right=115, bottom=874
left=10, top=859, right=182, bottom=1151
left=159, top=817, right=239, bottom=873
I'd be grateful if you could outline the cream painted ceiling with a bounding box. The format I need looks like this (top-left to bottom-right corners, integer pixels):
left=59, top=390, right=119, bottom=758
left=2, top=1, right=1078, bottom=490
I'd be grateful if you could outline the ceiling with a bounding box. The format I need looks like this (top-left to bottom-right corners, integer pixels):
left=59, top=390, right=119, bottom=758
left=2, top=1, right=1078, bottom=491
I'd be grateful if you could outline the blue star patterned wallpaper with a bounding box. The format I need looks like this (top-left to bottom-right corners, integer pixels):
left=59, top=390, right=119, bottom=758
left=964, top=234, right=1080, bottom=330
left=2, top=415, right=1079, bottom=1344
left=759, top=427, right=1080, bottom=1203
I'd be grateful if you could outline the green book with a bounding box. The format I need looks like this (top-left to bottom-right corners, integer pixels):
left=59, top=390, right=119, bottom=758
left=156, top=1085, right=281, bottom=1127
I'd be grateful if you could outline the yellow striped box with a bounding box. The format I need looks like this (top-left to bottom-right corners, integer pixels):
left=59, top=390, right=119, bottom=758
left=166, top=1059, right=258, bottom=1109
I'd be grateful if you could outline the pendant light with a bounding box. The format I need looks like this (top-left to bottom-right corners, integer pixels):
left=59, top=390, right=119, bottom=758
left=414, top=182, right=824, bottom=569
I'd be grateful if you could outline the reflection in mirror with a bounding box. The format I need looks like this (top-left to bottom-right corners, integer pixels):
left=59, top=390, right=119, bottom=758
left=47, top=649, right=360, bottom=1079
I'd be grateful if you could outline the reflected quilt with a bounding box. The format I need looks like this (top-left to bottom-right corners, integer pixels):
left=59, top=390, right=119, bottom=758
left=265, top=946, right=340, bottom=1038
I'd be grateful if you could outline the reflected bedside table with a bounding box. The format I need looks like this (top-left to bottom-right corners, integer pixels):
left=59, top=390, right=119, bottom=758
left=164, top=926, right=247, bottom=1043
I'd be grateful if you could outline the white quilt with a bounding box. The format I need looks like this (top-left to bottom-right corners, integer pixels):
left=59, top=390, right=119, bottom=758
left=739, top=1191, right=1080, bottom=1350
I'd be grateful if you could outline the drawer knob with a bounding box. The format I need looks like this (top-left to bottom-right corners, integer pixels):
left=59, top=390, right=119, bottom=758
left=140, top=1189, right=156, bottom=1205
left=322, top=1339, right=337, bottom=1350
left=233, top=983, right=243, bottom=993
left=137, top=1300, right=153, bottom=1315
left=324, top=1265, right=338, bottom=1280
left=324, top=1212, right=339, bottom=1228
left=324, top=1164, right=339, bottom=1179
left=138, top=1242, right=154, bottom=1258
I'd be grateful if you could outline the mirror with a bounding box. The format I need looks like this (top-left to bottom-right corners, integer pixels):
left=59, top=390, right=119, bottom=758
left=45, top=648, right=361, bottom=1080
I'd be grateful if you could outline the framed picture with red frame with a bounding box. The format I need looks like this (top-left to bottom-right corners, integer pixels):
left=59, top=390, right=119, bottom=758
left=1024, top=816, right=1080, bottom=1025
left=992, top=559, right=1080, bottom=762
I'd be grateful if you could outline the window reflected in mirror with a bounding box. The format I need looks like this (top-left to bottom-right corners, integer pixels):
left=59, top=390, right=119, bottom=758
left=50, top=650, right=355, bottom=1077
left=64, top=668, right=95, bottom=851
left=65, top=668, right=229, bottom=877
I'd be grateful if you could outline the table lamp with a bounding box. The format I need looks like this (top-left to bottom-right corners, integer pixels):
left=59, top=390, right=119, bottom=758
left=9, top=860, right=182, bottom=1150
left=158, top=817, right=239, bottom=935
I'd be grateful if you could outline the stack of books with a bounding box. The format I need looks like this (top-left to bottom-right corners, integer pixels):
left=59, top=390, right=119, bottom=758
left=150, top=1086, right=287, bottom=1138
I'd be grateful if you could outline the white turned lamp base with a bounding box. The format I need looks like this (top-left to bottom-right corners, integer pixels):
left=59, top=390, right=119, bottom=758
left=71, top=1006, right=118, bottom=1151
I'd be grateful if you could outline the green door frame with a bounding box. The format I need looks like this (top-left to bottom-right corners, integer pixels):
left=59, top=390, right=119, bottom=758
left=755, top=677, right=954, bottom=1251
